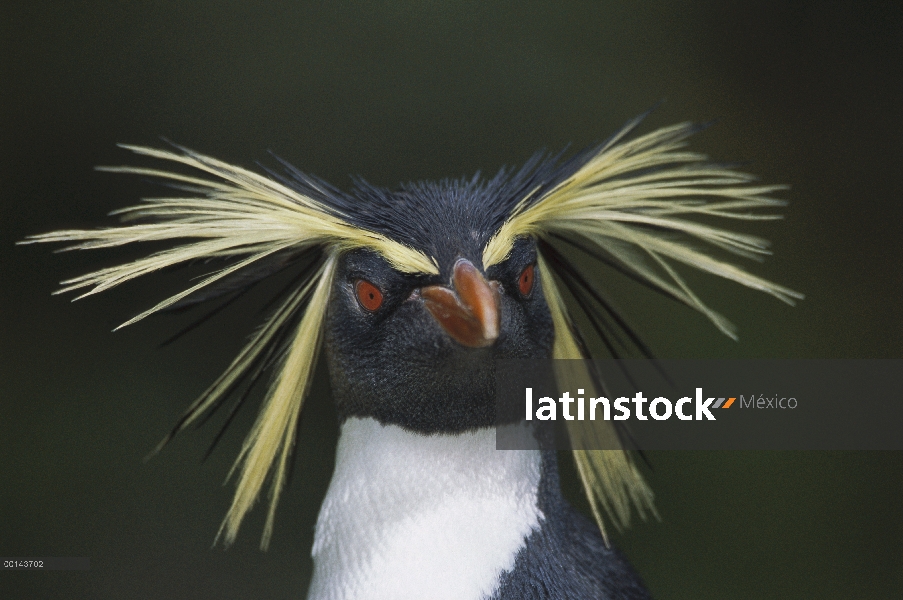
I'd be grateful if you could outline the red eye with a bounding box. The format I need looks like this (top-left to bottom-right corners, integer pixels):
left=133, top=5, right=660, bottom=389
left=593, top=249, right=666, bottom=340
left=518, top=264, right=535, bottom=296
left=355, top=279, right=383, bottom=311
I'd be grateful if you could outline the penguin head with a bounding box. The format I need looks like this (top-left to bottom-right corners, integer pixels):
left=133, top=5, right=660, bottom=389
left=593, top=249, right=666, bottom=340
left=324, top=182, right=554, bottom=434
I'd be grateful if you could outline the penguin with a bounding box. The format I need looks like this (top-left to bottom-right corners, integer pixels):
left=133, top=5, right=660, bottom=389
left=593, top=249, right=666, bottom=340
left=311, top=238, right=644, bottom=600
left=22, top=115, right=801, bottom=599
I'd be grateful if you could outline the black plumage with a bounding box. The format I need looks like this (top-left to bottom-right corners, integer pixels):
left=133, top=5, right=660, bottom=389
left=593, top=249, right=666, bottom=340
left=493, top=452, right=650, bottom=600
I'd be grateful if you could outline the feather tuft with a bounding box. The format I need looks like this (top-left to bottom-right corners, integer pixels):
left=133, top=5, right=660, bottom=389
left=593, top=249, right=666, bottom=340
left=514, top=119, right=801, bottom=536
left=20, top=145, right=438, bottom=546
left=485, top=119, right=803, bottom=338
left=218, top=252, right=338, bottom=549
left=538, top=254, right=657, bottom=539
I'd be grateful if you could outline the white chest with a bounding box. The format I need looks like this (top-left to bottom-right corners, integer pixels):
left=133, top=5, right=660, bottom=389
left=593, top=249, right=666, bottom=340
left=307, top=417, right=543, bottom=600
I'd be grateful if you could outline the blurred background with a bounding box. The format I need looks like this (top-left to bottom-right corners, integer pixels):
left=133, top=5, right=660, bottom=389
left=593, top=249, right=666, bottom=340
left=2, top=1, right=901, bottom=598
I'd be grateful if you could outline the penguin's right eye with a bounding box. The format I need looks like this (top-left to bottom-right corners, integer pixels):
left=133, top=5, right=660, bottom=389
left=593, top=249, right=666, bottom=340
left=355, top=279, right=384, bottom=311
left=517, top=264, right=535, bottom=297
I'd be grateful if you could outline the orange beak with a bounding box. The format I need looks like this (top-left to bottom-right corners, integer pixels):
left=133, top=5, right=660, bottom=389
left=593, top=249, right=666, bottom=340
left=421, top=259, right=500, bottom=348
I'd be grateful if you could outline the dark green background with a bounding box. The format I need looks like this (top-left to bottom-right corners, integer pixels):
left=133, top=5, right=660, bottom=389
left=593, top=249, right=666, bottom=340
left=3, top=1, right=901, bottom=598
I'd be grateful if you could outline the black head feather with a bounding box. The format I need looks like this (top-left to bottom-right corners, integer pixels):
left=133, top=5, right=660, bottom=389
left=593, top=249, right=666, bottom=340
left=279, top=148, right=597, bottom=275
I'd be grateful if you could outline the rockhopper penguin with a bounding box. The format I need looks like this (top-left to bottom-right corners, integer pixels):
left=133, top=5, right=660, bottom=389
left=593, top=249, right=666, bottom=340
left=23, top=115, right=802, bottom=599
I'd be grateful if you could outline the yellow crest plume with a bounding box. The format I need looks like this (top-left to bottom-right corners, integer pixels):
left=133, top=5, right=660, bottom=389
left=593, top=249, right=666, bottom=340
left=21, top=144, right=437, bottom=548
left=486, top=117, right=802, bottom=537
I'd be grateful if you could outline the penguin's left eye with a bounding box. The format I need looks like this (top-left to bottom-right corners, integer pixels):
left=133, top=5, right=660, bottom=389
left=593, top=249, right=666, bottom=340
left=355, top=279, right=384, bottom=311
left=517, top=264, right=535, bottom=297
